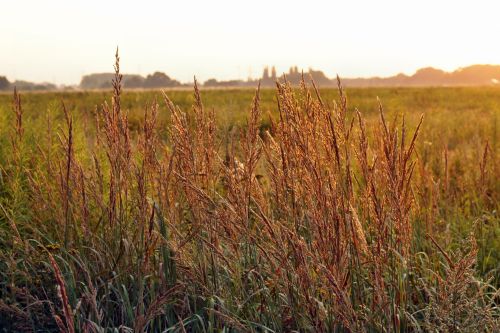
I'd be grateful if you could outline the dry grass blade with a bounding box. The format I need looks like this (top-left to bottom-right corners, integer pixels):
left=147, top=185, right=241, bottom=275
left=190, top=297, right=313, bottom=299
left=48, top=252, right=75, bottom=333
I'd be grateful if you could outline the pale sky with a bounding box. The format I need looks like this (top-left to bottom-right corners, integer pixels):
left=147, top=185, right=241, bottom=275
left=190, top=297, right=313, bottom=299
left=1, top=0, right=500, bottom=85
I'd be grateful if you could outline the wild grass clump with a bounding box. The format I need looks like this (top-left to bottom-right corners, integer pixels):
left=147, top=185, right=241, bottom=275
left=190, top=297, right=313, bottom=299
left=0, top=52, right=498, bottom=332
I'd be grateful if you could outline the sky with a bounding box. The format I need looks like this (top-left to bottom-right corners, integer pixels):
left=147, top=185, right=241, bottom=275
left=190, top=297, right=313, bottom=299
left=1, top=0, right=500, bottom=85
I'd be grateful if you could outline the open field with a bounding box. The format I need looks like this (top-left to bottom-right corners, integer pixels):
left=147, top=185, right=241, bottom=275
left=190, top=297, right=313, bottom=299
left=0, top=66, right=499, bottom=331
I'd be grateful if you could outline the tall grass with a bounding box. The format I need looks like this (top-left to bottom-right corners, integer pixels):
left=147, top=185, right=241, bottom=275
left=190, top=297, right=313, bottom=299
left=0, top=52, right=498, bottom=332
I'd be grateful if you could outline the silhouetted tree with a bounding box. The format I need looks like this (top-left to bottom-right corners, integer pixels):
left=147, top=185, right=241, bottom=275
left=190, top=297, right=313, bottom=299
left=0, top=76, right=10, bottom=90
left=12, top=80, right=56, bottom=91
left=80, top=73, right=114, bottom=89
left=144, top=72, right=180, bottom=88
left=204, top=78, right=219, bottom=87
left=262, top=67, right=269, bottom=81
left=123, top=75, right=145, bottom=88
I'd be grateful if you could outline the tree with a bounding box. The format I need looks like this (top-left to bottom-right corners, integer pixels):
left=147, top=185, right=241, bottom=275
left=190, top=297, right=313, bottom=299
left=144, top=72, right=180, bottom=88
left=271, top=66, right=277, bottom=80
left=123, top=75, right=145, bottom=88
left=262, top=67, right=269, bottom=80
left=0, top=76, right=10, bottom=90
left=204, top=78, right=219, bottom=87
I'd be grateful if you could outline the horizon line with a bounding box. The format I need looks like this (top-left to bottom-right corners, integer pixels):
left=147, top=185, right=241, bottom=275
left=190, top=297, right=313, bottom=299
left=3, top=63, right=500, bottom=87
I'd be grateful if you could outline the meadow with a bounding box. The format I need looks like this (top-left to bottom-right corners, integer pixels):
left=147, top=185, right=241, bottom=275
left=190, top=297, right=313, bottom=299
left=0, top=58, right=498, bottom=331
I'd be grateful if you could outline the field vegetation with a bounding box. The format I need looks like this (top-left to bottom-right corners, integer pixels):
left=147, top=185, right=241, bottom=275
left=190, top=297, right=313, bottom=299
left=0, top=53, right=498, bottom=332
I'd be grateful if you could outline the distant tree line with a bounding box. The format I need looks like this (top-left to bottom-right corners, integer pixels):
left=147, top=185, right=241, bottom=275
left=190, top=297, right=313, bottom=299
left=204, top=66, right=332, bottom=87
left=203, top=64, right=500, bottom=87
left=80, top=72, right=181, bottom=89
left=3, top=64, right=500, bottom=91
left=0, top=76, right=57, bottom=91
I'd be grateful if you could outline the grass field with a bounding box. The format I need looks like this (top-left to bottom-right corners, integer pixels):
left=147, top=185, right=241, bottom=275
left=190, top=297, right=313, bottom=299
left=0, top=63, right=499, bottom=331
